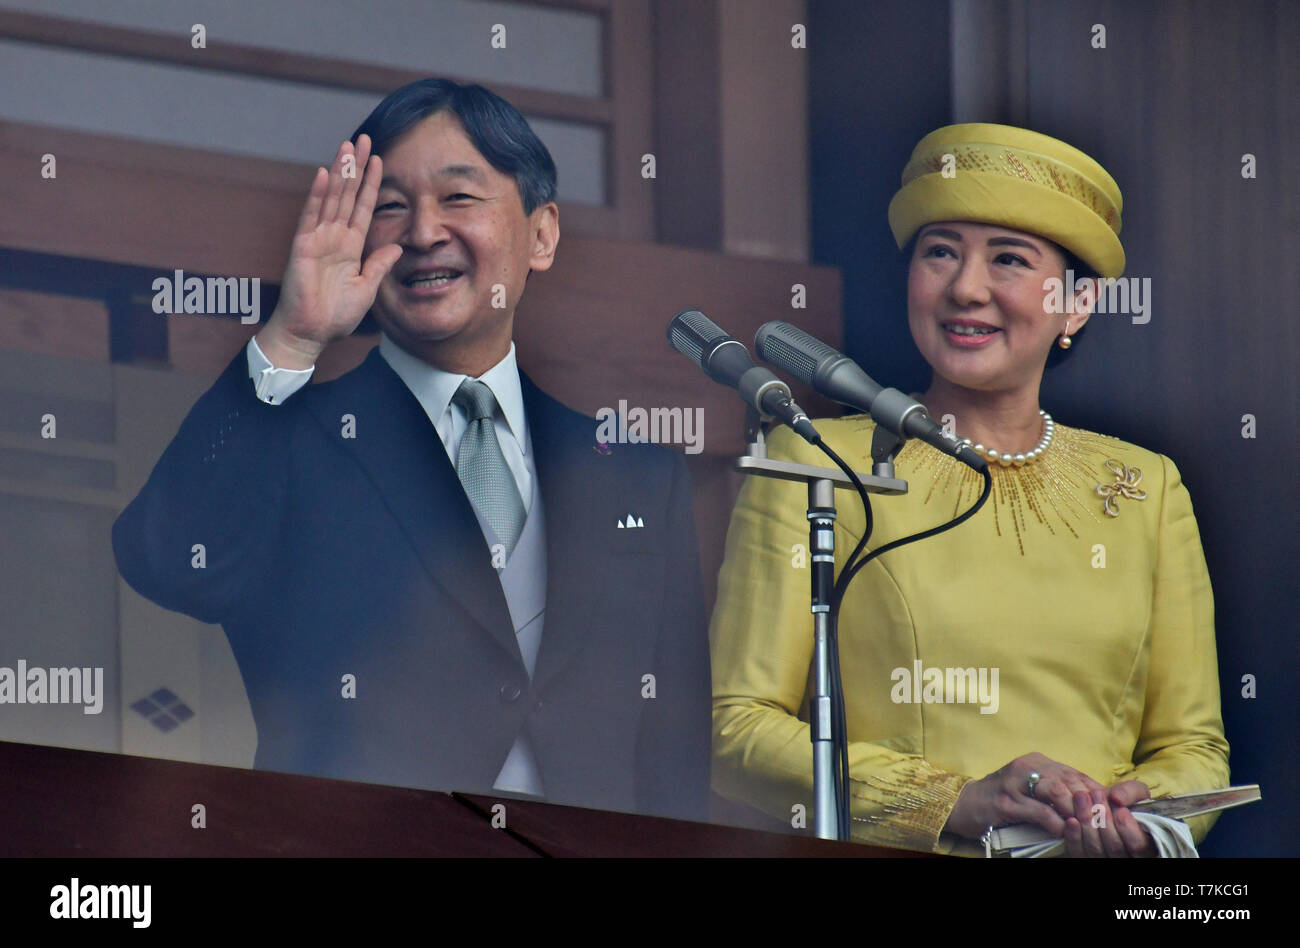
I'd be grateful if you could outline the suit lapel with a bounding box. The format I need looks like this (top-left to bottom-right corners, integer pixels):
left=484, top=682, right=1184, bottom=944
left=523, top=373, right=642, bottom=692
left=304, top=348, right=520, bottom=662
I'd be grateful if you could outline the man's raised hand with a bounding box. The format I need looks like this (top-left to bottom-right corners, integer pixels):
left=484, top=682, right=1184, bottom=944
left=256, top=135, right=403, bottom=369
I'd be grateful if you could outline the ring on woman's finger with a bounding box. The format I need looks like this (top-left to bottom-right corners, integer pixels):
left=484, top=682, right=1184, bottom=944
left=1026, top=771, right=1041, bottom=798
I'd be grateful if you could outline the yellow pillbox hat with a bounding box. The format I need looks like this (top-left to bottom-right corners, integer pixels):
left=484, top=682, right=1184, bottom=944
left=887, top=123, right=1125, bottom=278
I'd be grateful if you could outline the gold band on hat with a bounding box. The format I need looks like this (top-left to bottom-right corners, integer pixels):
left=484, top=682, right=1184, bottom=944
left=887, top=124, right=1126, bottom=278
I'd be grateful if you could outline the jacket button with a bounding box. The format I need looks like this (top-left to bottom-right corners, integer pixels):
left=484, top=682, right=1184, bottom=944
left=500, top=683, right=522, bottom=702
left=533, top=700, right=544, bottom=712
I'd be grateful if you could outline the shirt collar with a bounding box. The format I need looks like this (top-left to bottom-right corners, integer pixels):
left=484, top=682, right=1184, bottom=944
left=378, top=334, right=528, bottom=453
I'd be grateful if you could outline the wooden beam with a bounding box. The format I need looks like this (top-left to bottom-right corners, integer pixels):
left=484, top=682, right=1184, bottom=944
left=607, top=0, right=655, bottom=238
left=0, top=9, right=612, bottom=126
left=529, top=0, right=612, bottom=12
left=652, top=0, right=724, bottom=249
left=0, top=120, right=614, bottom=273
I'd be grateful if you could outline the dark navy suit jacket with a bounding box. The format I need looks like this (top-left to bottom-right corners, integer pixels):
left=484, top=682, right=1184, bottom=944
left=112, top=346, right=711, bottom=822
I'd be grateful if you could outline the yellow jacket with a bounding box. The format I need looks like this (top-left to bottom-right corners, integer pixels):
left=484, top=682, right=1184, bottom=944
left=710, top=415, right=1230, bottom=854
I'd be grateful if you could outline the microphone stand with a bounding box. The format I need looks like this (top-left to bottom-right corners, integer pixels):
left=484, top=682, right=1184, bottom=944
left=734, top=407, right=908, bottom=840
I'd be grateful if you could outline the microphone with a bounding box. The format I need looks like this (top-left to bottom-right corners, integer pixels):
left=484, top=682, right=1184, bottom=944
left=667, top=310, right=821, bottom=444
left=754, top=321, right=988, bottom=473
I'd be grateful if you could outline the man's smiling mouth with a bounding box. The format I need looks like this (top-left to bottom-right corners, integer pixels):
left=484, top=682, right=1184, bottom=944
left=402, top=268, right=464, bottom=287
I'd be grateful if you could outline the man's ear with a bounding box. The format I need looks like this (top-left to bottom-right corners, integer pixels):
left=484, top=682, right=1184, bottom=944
left=528, top=202, right=560, bottom=273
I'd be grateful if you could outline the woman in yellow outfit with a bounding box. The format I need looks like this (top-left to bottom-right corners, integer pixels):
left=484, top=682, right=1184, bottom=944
left=709, top=124, right=1229, bottom=857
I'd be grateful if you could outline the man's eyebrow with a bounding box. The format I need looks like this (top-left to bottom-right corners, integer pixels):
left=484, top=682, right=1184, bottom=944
left=378, top=165, right=487, bottom=190
left=435, top=164, right=487, bottom=183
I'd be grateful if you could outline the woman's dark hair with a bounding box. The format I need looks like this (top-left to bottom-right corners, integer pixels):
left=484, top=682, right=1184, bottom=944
left=900, top=233, right=1098, bottom=368
left=350, top=77, right=557, bottom=214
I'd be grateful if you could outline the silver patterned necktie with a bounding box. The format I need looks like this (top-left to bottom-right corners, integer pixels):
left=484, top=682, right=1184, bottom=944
left=452, top=378, right=527, bottom=556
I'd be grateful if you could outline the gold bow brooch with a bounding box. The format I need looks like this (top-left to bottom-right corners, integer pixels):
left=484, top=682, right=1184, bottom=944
left=1096, top=459, right=1147, bottom=517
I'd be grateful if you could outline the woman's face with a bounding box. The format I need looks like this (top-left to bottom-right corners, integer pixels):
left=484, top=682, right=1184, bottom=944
left=907, top=221, right=1084, bottom=394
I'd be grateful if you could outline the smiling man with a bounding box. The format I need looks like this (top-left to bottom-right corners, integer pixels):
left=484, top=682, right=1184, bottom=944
left=112, top=79, right=711, bottom=823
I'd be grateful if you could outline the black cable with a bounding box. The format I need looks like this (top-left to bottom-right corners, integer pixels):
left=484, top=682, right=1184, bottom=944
left=813, top=439, right=872, bottom=840
left=827, top=464, right=992, bottom=842
left=836, top=468, right=992, bottom=595
left=816, top=439, right=995, bottom=840
left=828, top=613, right=850, bottom=838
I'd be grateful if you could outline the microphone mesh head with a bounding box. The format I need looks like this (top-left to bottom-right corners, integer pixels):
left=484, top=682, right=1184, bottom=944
left=755, top=321, right=836, bottom=384
left=667, top=310, right=724, bottom=365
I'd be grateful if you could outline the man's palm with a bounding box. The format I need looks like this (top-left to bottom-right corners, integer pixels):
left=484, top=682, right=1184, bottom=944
left=261, top=134, right=401, bottom=364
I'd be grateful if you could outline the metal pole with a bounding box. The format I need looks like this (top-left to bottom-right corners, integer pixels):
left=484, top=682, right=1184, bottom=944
left=808, top=477, right=838, bottom=839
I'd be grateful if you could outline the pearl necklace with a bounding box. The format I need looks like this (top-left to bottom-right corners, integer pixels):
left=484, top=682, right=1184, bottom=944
left=957, top=409, right=1054, bottom=467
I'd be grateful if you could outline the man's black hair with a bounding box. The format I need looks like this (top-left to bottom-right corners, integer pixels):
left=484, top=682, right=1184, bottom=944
left=350, top=77, right=557, bottom=214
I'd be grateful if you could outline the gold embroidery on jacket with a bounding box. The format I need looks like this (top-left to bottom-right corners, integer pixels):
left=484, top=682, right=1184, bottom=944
left=850, top=769, right=972, bottom=852
left=849, top=420, right=1130, bottom=556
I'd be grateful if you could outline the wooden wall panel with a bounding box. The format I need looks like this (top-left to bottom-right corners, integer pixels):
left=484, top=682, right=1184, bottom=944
left=0, top=288, right=108, bottom=361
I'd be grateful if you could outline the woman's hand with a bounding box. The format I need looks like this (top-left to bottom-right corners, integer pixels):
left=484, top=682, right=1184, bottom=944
left=944, top=752, right=1107, bottom=840
left=1062, top=781, right=1156, bottom=857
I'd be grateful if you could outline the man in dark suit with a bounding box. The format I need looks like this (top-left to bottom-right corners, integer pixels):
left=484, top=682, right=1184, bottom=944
left=112, top=79, right=710, bottom=822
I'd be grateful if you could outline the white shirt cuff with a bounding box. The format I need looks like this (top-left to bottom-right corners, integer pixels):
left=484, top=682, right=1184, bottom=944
left=247, top=336, right=314, bottom=404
